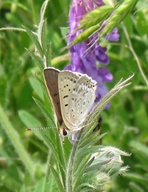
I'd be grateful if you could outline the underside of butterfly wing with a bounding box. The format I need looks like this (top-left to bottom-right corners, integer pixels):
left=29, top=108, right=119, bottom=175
left=58, top=71, right=80, bottom=130
left=68, top=74, right=97, bottom=129
left=58, top=71, right=97, bottom=131
left=44, top=67, right=63, bottom=125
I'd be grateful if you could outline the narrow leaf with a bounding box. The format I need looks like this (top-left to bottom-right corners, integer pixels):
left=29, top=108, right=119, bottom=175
left=49, top=165, right=65, bottom=192
left=23, top=26, right=44, bottom=57
left=18, top=110, right=42, bottom=128
left=26, top=49, right=44, bottom=70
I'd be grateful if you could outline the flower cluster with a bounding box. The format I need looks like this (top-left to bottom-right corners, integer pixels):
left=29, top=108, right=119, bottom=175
left=87, top=146, right=129, bottom=190
left=65, top=0, right=119, bottom=102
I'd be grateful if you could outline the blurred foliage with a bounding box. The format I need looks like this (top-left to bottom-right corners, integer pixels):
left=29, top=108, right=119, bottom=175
left=0, top=0, right=148, bottom=192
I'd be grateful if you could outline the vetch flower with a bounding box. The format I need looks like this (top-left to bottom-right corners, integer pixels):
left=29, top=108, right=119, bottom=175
left=65, top=0, right=119, bottom=102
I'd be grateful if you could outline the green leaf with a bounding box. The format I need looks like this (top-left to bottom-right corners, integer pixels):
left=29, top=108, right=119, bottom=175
left=40, top=19, right=47, bottom=54
left=129, top=182, right=145, bottom=192
left=29, top=77, right=44, bottom=100
left=129, top=141, right=148, bottom=166
left=33, top=97, right=55, bottom=126
left=46, top=173, right=57, bottom=192
left=33, top=178, right=46, bottom=192
left=124, top=172, right=148, bottom=183
left=26, top=49, right=44, bottom=70
left=18, top=110, right=42, bottom=128
left=49, top=165, right=65, bottom=192
left=73, top=156, right=91, bottom=190
left=23, top=26, right=44, bottom=57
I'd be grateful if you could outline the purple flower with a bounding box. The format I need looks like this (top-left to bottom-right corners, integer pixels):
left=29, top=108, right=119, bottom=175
left=65, top=0, right=119, bottom=102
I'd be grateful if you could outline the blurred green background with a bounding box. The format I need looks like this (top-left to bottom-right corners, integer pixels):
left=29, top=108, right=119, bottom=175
left=0, top=0, right=148, bottom=191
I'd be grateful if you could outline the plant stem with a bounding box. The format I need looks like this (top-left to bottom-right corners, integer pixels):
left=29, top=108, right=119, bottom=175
left=122, top=23, right=148, bottom=86
left=66, top=132, right=82, bottom=192
left=0, top=27, right=25, bottom=32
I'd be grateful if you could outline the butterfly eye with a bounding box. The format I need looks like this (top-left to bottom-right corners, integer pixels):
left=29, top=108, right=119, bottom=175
left=63, top=129, right=67, bottom=136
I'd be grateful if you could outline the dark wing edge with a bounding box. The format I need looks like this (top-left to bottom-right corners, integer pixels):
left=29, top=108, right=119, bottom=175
left=44, top=67, right=63, bottom=125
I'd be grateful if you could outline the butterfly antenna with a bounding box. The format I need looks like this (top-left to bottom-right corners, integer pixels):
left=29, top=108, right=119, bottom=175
left=26, top=126, right=56, bottom=131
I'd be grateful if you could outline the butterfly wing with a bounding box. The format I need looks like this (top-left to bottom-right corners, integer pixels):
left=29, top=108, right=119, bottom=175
left=58, top=71, right=97, bottom=131
left=58, top=71, right=80, bottom=130
left=44, top=67, right=63, bottom=125
left=68, top=74, right=97, bottom=129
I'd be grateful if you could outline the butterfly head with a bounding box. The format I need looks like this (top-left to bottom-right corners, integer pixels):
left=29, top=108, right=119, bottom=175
left=59, top=122, right=68, bottom=137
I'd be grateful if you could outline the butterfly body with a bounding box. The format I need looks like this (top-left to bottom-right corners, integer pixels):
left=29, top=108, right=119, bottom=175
left=44, top=67, right=97, bottom=133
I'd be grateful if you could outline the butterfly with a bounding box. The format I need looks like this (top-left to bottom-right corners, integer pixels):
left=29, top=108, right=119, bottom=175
left=44, top=67, right=97, bottom=135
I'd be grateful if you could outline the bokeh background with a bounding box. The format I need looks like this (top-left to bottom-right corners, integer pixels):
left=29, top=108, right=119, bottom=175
left=0, top=0, right=148, bottom=191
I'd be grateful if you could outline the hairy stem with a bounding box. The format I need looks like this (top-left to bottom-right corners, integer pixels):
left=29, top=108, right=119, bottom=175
left=66, top=131, right=82, bottom=192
